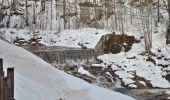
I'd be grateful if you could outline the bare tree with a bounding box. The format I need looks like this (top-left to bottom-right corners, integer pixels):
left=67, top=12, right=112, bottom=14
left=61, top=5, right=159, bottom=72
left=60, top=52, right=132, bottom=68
left=157, top=0, right=160, bottom=22
left=25, top=0, right=29, bottom=26
left=140, top=0, right=153, bottom=54
left=167, top=0, right=170, bottom=19
left=50, top=0, right=53, bottom=30
left=63, top=0, right=66, bottom=29
left=117, top=0, right=125, bottom=34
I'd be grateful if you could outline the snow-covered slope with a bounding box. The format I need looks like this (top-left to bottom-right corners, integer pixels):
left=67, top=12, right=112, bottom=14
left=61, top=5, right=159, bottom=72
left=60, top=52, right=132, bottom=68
left=2, top=28, right=110, bottom=48
left=98, top=24, right=170, bottom=88
left=0, top=40, right=134, bottom=100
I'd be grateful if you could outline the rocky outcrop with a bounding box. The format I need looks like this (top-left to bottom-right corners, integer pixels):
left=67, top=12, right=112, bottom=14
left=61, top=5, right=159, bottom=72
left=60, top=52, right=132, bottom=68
left=95, top=34, right=140, bottom=55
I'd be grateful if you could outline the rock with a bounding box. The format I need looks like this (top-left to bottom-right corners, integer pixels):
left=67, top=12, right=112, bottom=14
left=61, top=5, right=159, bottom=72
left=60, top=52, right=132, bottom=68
left=158, top=64, right=168, bottom=68
left=132, top=74, right=153, bottom=89
left=146, top=57, right=156, bottom=65
left=157, top=49, right=161, bottom=52
left=165, top=74, right=170, bottom=83
left=157, top=56, right=164, bottom=60
left=78, top=42, right=87, bottom=49
left=95, top=34, right=140, bottom=55
left=80, top=75, right=93, bottom=83
left=103, top=44, right=121, bottom=54
left=123, top=45, right=132, bottom=52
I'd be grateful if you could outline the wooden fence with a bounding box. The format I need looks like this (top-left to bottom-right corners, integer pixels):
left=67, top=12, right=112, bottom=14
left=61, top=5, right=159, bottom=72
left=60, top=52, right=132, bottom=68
left=0, top=58, right=15, bottom=100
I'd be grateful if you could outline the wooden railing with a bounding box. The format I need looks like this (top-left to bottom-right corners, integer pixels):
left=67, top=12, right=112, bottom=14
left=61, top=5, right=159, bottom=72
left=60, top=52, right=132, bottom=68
left=0, top=58, right=15, bottom=100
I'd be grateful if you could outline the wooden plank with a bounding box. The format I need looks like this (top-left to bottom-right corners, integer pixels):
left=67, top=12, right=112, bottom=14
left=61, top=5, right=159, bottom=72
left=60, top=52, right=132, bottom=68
left=7, top=68, right=14, bottom=98
left=0, top=76, right=4, bottom=100
left=0, top=59, right=15, bottom=100
left=0, top=58, right=3, bottom=75
left=3, top=78, right=7, bottom=100
left=0, top=76, right=1, bottom=100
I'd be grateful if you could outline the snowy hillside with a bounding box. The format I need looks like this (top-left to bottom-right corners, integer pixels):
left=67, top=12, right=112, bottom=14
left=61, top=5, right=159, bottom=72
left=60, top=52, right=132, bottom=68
left=0, top=40, right=134, bottom=100
left=1, top=0, right=170, bottom=99
left=97, top=22, right=170, bottom=88
left=1, top=28, right=110, bottom=48
left=6, top=2, right=169, bottom=89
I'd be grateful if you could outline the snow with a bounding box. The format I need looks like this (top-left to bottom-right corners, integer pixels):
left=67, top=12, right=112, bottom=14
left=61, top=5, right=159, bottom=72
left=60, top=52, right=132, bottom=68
left=93, top=1, right=170, bottom=88
left=129, top=84, right=137, bottom=88
left=0, top=40, right=134, bottom=100
left=78, top=67, right=94, bottom=78
left=2, top=28, right=110, bottom=48
left=91, top=64, right=103, bottom=67
left=98, top=23, right=170, bottom=88
left=3, top=19, right=170, bottom=88
left=49, top=28, right=110, bottom=48
left=1, top=0, right=170, bottom=91
left=139, top=81, right=146, bottom=86
left=98, top=44, right=170, bottom=88
left=1, top=3, right=170, bottom=90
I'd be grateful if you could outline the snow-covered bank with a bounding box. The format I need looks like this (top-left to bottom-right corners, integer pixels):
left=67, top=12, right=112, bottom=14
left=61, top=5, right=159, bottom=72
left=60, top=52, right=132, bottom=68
left=0, top=40, right=134, bottom=100
left=2, top=28, right=110, bottom=48
left=3, top=25, right=170, bottom=89
left=98, top=30, right=170, bottom=88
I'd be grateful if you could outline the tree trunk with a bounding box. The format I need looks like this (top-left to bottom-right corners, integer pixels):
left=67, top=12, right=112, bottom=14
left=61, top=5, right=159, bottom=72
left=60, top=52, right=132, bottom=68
left=157, top=0, right=160, bottom=22
left=50, top=0, right=53, bottom=30
left=25, top=0, right=29, bottom=26
left=167, top=0, right=170, bottom=19
left=63, top=0, right=66, bottom=29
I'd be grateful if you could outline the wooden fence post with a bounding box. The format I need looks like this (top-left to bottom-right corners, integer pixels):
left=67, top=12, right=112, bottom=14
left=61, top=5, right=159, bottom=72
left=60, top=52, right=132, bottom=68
left=7, top=68, right=14, bottom=99
left=0, top=59, right=15, bottom=100
left=0, top=75, right=2, bottom=100
left=0, top=58, right=3, bottom=75
left=4, top=79, right=7, bottom=100
left=0, top=75, right=4, bottom=100
left=0, top=58, right=3, bottom=100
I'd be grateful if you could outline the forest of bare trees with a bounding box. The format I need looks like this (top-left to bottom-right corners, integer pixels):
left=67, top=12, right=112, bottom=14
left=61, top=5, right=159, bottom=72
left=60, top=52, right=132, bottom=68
left=0, top=0, right=170, bottom=53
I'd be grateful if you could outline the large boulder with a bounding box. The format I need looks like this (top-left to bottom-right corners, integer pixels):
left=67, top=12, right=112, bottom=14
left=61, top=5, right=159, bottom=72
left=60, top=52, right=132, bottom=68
left=95, top=33, right=140, bottom=55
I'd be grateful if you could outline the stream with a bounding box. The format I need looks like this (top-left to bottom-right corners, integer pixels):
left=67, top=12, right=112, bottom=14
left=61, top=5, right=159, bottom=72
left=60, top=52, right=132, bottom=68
left=23, top=46, right=170, bottom=100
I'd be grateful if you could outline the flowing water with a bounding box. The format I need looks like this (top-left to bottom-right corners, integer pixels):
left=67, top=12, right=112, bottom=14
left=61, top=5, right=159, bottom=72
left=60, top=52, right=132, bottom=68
left=23, top=46, right=96, bottom=64
left=23, top=46, right=170, bottom=100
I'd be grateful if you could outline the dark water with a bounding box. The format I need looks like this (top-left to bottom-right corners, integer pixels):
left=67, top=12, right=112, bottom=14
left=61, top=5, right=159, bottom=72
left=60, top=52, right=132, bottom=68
left=114, top=88, right=170, bottom=100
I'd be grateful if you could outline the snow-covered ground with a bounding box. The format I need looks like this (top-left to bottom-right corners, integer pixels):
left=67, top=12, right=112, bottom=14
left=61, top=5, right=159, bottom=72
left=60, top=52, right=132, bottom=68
left=98, top=23, right=170, bottom=88
left=0, top=0, right=170, bottom=93
left=1, top=28, right=110, bottom=48
left=2, top=21, right=170, bottom=89
left=0, top=40, right=134, bottom=100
